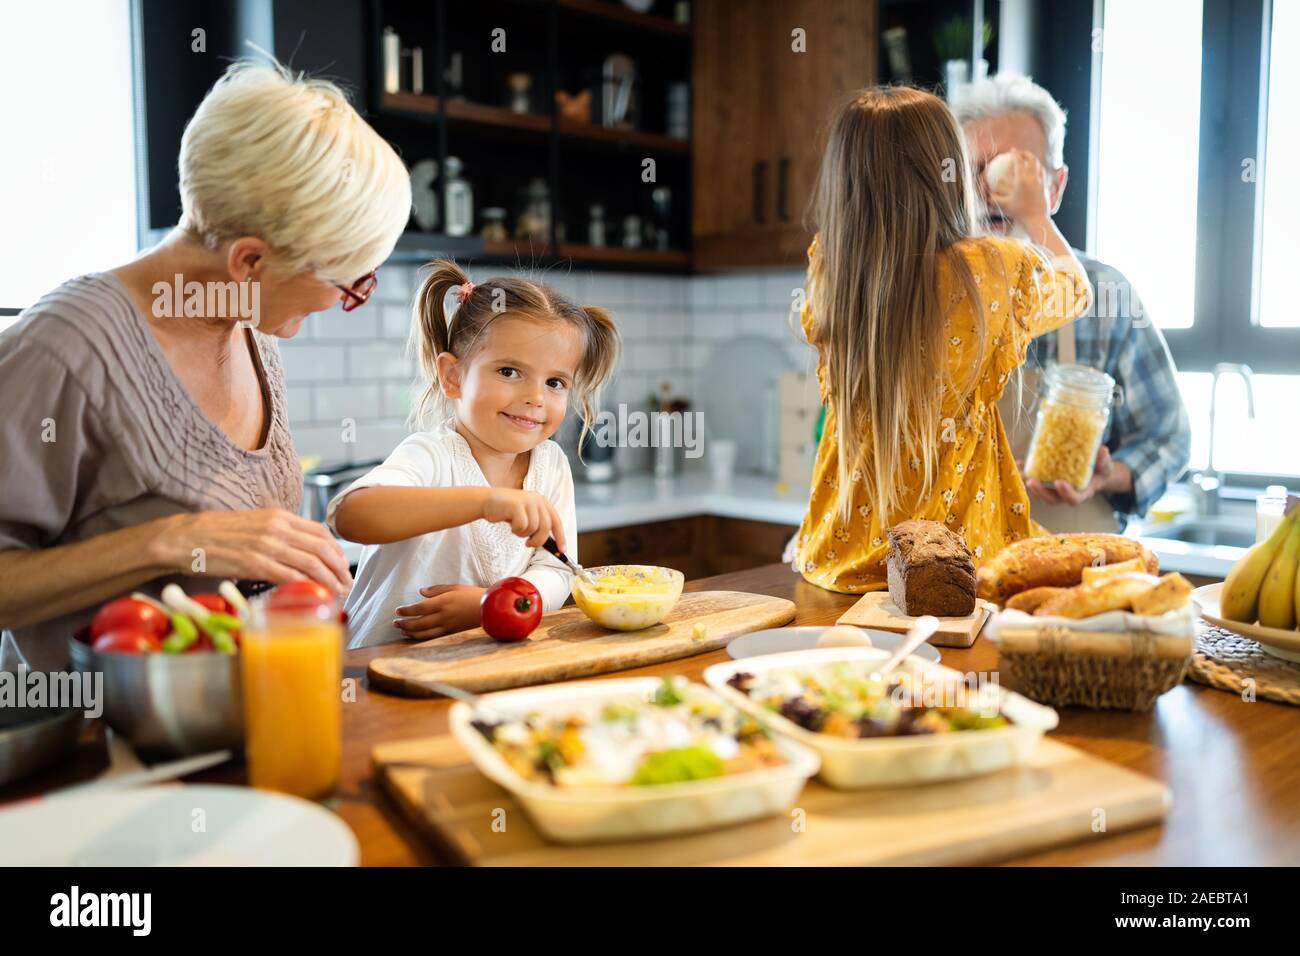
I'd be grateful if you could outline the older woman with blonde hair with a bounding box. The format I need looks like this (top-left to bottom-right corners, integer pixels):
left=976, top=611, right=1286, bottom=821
left=0, top=60, right=412, bottom=669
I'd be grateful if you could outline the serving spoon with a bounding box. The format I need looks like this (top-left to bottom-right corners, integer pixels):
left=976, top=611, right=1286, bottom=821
left=873, top=615, right=940, bottom=678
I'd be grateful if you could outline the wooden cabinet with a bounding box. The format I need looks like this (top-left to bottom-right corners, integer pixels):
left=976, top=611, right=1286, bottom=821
left=692, top=0, right=876, bottom=269
left=577, top=515, right=798, bottom=581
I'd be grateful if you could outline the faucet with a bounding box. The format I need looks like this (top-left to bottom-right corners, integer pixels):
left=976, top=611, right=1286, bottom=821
left=1193, top=363, right=1256, bottom=516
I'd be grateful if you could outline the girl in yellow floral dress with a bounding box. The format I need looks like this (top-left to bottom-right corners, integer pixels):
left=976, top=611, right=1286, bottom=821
left=793, top=87, right=1092, bottom=593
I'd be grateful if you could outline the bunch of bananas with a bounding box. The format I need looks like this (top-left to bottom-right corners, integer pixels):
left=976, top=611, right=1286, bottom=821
left=1221, top=504, right=1300, bottom=630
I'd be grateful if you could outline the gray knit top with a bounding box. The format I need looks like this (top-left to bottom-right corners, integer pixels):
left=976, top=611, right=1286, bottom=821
left=0, top=272, right=302, bottom=670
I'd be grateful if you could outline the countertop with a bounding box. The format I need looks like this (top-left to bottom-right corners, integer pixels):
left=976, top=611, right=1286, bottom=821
left=14, top=562, right=1288, bottom=866
left=340, top=470, right=807, bottom=564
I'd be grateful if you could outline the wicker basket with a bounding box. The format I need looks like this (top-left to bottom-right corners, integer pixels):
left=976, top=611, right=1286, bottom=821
left=996, top=625, right=1194, bottom=711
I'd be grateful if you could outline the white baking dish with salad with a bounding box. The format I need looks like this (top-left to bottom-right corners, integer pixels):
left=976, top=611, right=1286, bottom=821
left=704, top=646, right=1058, bottom=789
left=448, top=676, right=819, bottom=844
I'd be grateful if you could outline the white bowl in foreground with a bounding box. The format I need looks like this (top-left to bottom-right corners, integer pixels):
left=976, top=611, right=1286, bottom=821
left=704, top=646, right=1058, bottom=789
left=448, top=677, right=820, bottom=844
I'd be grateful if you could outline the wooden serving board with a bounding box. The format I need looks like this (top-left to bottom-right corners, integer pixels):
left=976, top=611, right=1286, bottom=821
left=373, top=734, right=1170, bottom=866
left=367, top=590, right=795, bottom=697
left=837, top=591, right=994, bottom=648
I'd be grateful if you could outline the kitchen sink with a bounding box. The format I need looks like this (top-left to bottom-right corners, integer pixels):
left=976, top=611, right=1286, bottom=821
left=1139, top=517, right=1256, bottom=550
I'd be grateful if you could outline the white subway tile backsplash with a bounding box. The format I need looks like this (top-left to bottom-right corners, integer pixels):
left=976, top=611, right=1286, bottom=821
left=714, top=273, right=764, bottom=307
left=279, top=344, right=346, bottom=383
left=376, top=265, right=412, bottom=301
left=383, top=381, right=420, bottom=419
left=315, top=384, right=383, bottom=423
left=284, top=385, right=314, bottom=425
left=315, top=306, right=380, bottom=341
left=348, top=343, right=412, bottom=379
left=381, top=304, right=413, bottom=340
left=284, top=260, right=817, bottom=478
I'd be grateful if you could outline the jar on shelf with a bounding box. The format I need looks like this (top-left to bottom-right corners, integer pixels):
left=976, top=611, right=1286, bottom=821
left=1023, top=363, right=1117, bottom=491
left=480, top=207, right=508, bottom=242
left=514, top=178, right=551, bottom=242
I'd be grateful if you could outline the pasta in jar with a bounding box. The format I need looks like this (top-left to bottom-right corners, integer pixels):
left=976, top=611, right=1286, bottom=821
left=1023, top=364, right=1116, bottom=491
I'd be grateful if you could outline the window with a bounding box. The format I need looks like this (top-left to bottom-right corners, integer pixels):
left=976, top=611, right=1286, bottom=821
left=0, top=1, right=137, bottom=322
left=1092, top=0, right=1300, bottom=481
left=1255, top=0, right=1300, bottom=328
left=1094, top=0, right=1202, bottom=329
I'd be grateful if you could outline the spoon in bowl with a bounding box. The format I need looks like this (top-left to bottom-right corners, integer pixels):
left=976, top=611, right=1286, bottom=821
left=541, top=536, right=597, bottom=586
left=874, top=615, right=940, bottom=678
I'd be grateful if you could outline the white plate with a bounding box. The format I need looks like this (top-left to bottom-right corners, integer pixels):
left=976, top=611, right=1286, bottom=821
left=448, top=677, right=820, bottom=844
left=0, top=784, right=358, bottom=866
left=1193, top=582, right=1300, bottom=663
left=704, top=646, right=1058, bottom=790
left=727, top=626, right=941, bottom=664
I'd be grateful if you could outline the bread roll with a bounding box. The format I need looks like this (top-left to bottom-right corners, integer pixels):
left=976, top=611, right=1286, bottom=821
left=1033, top=572, right=1160, bottom=618
left=1005, top=586, right=1069, bottom=614
left=976, top=533, right=1158, bottom=603
left=1130, top=572, right=1193, bottom=616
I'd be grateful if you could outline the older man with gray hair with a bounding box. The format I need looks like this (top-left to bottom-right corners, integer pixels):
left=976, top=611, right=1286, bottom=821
left=952, top=74, right=1191, bottom=532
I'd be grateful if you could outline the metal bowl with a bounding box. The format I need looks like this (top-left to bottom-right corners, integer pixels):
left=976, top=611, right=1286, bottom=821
left=68, top=635, right=243, bottom=759
left=0, top=707, right=83, bottom=788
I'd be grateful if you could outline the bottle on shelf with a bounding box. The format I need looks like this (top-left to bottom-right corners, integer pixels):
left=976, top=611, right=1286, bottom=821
left=480, top=208, right=508, bottom=242
left=443, top=157, right=474, bottom=237
left=587, top=204, right=606, bottom=248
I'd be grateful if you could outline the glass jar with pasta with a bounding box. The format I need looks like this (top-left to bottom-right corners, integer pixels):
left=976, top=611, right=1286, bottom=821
left=1023, top=364, right=1117, bottom=491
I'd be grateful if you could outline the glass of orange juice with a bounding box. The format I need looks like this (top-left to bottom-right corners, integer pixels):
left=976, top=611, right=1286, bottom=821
left=240, top=597, right=343, bottom=800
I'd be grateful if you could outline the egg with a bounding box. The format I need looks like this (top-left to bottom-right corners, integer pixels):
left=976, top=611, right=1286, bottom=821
left=816, top=625, right=874, bottom=649
left=985, top=151, right=1018, bottom=196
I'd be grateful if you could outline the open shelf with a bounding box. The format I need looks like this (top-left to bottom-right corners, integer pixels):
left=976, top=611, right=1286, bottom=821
left=557, top=0, right=691, bottom=38
left=557, top=243, right=689, bottom=266
left=558, top=118, right=689, bottom=152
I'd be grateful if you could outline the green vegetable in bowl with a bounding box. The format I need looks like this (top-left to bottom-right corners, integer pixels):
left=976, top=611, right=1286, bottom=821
left=651, top=677, right=684, bottom=708
left=631, top=746, right=723, bottom=786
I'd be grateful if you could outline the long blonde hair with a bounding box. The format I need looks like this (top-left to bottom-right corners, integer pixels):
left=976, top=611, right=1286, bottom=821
left=808, top=87, right=989, bottom=524
left=409, top=260, right=620, bottom=449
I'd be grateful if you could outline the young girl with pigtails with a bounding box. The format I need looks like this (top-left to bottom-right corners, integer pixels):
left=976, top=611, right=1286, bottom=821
left=330, top=260, right=620, bottom=647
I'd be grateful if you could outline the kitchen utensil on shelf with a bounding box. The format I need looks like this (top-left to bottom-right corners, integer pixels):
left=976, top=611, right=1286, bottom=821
left=409, top=159, right=440, bottom=232
left=601, top=53, right=637, bottom=128
left=540, top=536, right=595, bottom=585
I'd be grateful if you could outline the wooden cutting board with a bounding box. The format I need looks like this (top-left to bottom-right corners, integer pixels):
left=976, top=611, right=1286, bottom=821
left=373, top=734, right=1170, bottom=866
left=837, top=591, right=994, bottom=648
left=367, top=590, right=795, bottom=697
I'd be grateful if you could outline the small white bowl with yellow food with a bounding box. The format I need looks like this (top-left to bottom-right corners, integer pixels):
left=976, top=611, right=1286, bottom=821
left=571, top=565, right=685, bottom=631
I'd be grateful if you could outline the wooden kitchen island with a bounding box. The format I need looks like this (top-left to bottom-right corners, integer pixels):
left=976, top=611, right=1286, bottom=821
left=13, top=563, right=1297, bottom=865
left=320, top=563, right=1300, bottom=866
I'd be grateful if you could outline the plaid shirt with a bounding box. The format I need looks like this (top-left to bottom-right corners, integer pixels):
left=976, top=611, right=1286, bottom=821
left=1025, top=251, right=1192, bottom=518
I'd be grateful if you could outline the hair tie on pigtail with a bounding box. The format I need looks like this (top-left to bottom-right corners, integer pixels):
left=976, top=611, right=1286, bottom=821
left=454, top=281, right=475, bottom=305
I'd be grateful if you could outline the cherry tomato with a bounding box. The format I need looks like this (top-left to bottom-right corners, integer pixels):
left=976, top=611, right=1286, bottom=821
left=91, top=598, right=169, bottom=640
left=191, top=593, right=233, bottom=615
left=480, top=577, right=543, bottom=642
left=268, top=580, right=335, bottom=610
left=92, top=627, right=163, bottom=654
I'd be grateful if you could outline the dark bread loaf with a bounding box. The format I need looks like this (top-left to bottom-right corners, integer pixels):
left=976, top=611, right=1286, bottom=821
left=885, top=519, right=977, bottom=617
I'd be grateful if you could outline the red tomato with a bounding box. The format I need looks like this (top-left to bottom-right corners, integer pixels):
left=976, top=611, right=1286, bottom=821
left=92, top=627, right=163, bottom=654
left=91, top=598, right=169, bottom=640
left=480, top=577, right=543, bottom=642
left=191, top=593, right=232, bottom=614
left=267, top=580, right=335, bottom=610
